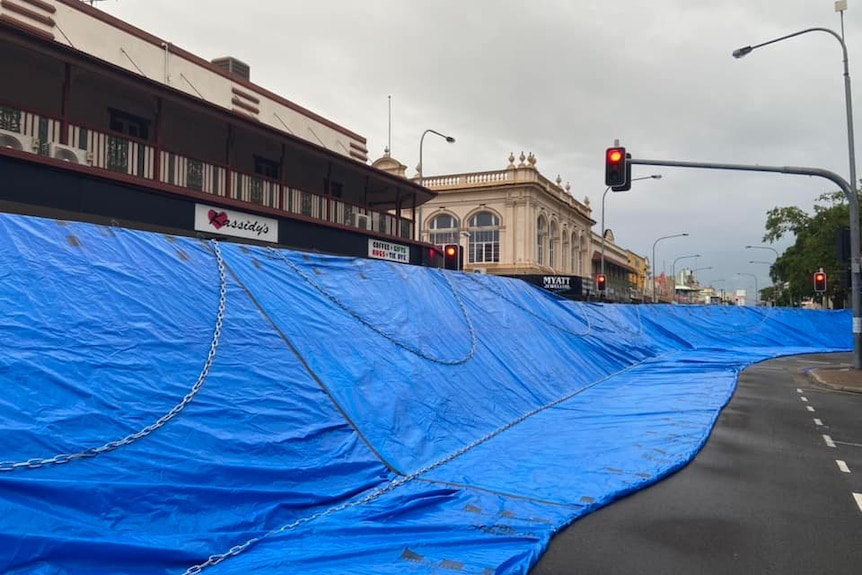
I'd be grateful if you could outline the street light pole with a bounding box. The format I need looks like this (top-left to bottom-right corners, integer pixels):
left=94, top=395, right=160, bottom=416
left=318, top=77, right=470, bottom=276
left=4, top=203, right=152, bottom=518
left=734, top=27, right=862, bottom=368
left=737, top=272, right=759, bottom=306
left=671, top=254, right=701, bottom=304
left=601, top=174, right=662, bottom=275
left=651, top=232, right=689, bottom=303
left=746, top=244, right=781, bottom=303
left=417, top=129, right=455, bottom=242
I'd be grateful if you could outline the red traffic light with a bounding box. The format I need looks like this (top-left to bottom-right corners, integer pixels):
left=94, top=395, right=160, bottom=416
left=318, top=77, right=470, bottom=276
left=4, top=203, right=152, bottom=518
left=814, top=271, right=827, bottom=293
left=605, top=146, right=627, bottom=187
left=443, top=244, right=461, bottom=270
left=597, top=273, right=607, bottom=291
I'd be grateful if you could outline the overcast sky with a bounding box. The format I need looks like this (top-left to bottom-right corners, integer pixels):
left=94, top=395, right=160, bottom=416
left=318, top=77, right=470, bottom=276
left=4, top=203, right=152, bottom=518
left=99, top=0, right=862, bottom=296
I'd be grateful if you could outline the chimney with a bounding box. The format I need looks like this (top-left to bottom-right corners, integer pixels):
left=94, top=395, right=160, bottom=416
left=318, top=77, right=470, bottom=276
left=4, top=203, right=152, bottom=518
left=211, top=57, right=251, bottom=81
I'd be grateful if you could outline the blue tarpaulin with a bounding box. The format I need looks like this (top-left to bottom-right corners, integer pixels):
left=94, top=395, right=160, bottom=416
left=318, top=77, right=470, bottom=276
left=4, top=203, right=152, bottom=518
left=0, top=213, right=850, bottom=574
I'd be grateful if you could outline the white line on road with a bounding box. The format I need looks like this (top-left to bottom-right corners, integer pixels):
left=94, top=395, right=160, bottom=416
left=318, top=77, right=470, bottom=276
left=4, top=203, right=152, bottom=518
left=823, top=435, right=837, bottom=448
left=797, top=388, right=803, bottom=393
left=854, top=493, right=862, bottom=512
left=837, top=460, right=851, bottom=473
left=814, top=418, right=823, bottom=426
left=807, top=406, right=815, bottom=412
left=801, top=396, right=809, bottom=402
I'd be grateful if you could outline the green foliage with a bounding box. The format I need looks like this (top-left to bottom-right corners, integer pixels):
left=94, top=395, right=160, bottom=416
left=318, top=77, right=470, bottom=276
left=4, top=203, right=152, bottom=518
left=762, top=191, right=852, bottom=307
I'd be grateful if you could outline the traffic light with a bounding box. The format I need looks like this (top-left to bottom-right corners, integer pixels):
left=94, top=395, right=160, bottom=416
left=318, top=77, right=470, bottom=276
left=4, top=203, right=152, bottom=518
left=605, top=147, right=627, bottom=187
left=597, top=273, right=607, bottom=291
left=814, top=270, right=827, bottom=293
left=837, top=226, right=851, bottom=263
left=443, top=244, right=462, bottom=271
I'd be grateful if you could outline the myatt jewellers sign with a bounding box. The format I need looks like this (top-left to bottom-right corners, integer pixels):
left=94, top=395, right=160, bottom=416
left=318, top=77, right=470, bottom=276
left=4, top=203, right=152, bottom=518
left=510, top=274, right=587, bottom=298
left=194, top=204, right=278, bottom=243
left=368, top=239, right=409, bottom=263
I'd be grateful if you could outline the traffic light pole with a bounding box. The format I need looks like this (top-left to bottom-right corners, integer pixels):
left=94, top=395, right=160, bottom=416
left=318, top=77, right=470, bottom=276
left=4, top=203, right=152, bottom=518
left=630, top=156, right=862, bottom=370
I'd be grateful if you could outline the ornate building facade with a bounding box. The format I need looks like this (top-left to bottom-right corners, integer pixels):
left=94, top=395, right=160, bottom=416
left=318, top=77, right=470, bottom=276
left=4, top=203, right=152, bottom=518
left=413, top=152, right=595, bottom=279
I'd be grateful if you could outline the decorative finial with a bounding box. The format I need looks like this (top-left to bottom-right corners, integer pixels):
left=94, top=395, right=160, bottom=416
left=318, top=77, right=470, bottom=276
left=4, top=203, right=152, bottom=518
left=518, top=151, right=526, bottom=167
left=508, top=152, right=515, bottom=168
left=566, top=182, right=571, bottom=193
left=555, top=175, right=562, bottom=186
left=527, top=152, right=536, bottom=167
left=584, top=196, right=590, bottom=206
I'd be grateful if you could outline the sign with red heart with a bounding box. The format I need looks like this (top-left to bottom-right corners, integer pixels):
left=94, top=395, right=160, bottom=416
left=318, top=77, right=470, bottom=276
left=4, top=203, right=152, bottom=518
left=194, top=204, right=278, bottom=243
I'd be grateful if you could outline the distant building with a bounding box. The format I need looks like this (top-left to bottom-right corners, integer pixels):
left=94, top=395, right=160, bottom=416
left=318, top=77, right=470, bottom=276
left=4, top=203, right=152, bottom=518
left=375, top=150, right=645, bottom=300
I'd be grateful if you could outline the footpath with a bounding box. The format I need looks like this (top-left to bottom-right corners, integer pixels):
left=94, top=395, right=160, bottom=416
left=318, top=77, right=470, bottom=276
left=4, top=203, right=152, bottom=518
left=801, top=352, right=862, bottom=394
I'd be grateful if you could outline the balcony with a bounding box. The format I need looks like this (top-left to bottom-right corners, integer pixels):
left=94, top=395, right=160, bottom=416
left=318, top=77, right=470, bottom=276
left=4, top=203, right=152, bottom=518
left=0, top=103, right=413, bottom=240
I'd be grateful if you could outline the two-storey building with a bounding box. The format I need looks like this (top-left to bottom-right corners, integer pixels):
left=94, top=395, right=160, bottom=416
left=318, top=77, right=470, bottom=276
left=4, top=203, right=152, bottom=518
left=0, top=0, right=440, bottom=266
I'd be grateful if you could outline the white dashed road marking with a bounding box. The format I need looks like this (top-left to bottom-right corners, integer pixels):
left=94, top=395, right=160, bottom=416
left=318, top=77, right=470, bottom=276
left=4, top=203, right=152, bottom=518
left=814, top=418, right=823, bottom=426
left=797, top=388, right=803, bottom=393
left=801, top=396, right=809, bottom=402
left=837, top=460, right=851, bottom=473
left=807, top=406, right=815, bottom=412
left=854, top=493, right=862, bottom=513
left=823, top=435, right=837, bottom=448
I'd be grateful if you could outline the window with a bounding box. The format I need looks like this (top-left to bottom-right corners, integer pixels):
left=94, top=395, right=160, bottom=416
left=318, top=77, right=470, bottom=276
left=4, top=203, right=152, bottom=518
left=562, top=231, right=570, bottom=273
left=537, top=216, right=547, bottom=265
left=108, top=109, right=150, bottom=174
left=467, top=211, right=500, bottom=264
left=254, top=156, right=280, bottom=180
left=429, top=214, right=460, bottom=246
left=571, top=231, right=579, bottom=274
left=549, top=221, right=558, bottom=269
left=109, top=109, right=150, bottom=140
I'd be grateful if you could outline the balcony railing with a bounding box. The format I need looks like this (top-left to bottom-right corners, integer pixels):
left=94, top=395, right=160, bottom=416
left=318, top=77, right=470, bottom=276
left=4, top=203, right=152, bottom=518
left=0, top=103, right=413, bottom=240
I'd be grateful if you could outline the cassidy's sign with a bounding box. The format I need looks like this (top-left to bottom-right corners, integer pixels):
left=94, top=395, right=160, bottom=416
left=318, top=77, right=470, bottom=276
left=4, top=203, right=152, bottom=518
left=368, top=239, right=409, bottom=263
left=194, top=204, right=278, bottom=243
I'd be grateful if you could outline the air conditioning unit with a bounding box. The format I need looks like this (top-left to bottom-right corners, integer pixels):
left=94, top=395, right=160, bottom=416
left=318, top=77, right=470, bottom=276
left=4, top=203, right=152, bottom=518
left=472, top=268, right=488, bottom=274
left=48, top=143, right=90, bottom=165
left=352, top=213, right=371, bottom=230
left=0, top=128, right=34, bottom=151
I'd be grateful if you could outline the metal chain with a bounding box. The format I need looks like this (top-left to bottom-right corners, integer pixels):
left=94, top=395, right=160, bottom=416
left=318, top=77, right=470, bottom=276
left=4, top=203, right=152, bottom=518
left=180, top=350, right=656, bottom=575
left=0, top=240, right=228, bottom=472
left=270, top=248, right=477, bottom=365
left=463, top=273, right=594, bottom=337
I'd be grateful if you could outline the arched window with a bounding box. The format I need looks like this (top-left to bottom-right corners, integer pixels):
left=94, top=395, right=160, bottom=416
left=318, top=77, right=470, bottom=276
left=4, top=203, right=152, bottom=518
left=428, top=214, right=460, bottom=246
left=562, top=230, right=569, bottom=273
left=467, top=211, right=500, bottom=264
left=571, top=231, right=579, bottom=274
left=549, top=221, right=558, bottom=269
left=536, top=216, right=547, bottom=265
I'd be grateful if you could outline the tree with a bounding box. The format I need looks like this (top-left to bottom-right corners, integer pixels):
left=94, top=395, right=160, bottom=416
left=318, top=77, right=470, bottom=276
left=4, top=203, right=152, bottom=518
left=762, top=191, right=851, bottom=308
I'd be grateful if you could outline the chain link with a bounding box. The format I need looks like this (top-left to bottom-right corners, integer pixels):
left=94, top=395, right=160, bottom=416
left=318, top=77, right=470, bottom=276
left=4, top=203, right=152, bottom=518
left=179, top=352, right=648, bottom=575
left=0, top=240, right=228, bottom=472
left=270, top=248, right=477, bottom=365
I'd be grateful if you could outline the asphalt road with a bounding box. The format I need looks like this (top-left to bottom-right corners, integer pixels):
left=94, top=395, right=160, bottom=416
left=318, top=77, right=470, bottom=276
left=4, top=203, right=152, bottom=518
left=531, top=354, right=862, bottom=575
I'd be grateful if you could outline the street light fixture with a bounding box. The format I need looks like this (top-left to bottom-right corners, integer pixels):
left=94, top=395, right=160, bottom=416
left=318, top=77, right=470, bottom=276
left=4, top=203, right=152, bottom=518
left=651, top=232, right=689, bottom=303
left=416, top=129, right=456, bottom=241
left=734, top=27, right=862, bottom=368
left=601, top=174, right=662, bottom=275
left=736, top=272, right=760, bottom=306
